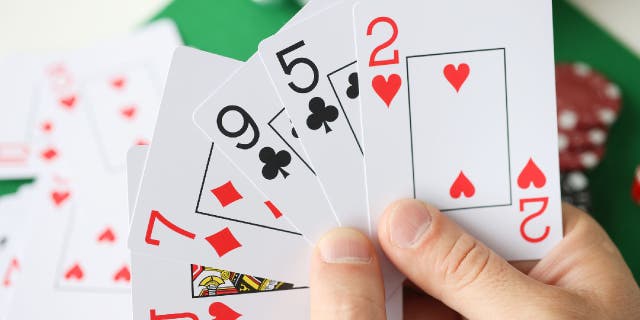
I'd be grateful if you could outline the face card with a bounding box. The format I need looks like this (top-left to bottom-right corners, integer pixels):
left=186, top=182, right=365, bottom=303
left=258, top=0, right=407, bottom=297
left=354, top=0, right=562, bottom=259
left=128, top=47, right=314, bottom=286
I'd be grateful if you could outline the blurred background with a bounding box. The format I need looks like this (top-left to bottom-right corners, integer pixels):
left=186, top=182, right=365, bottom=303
left=0, top=0, right=639, bottom=281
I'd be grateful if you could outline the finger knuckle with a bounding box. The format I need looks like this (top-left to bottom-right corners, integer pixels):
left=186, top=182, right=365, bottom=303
left=329, top=295, right=386, bottom=320
left=438, top=233, right=493, bottom=291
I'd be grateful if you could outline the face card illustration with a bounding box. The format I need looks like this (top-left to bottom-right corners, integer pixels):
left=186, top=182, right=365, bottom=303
left=191, top=265, right=294, bottom=297
left=407, top=49, right=511, bottom=210
left=354, top=0, right=562, bottom=260
left=128, top=47, right=312, bottom=286
left=83, top=66, right=160, bottom=171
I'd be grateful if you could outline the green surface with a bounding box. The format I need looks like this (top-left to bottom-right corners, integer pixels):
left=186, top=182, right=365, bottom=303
left=553, top=1, right=640, bottom=282
left=0, top=179, right=31, bottom=198
left=152, top=0, right=302, bottom=61
left=2, top=0, right=638, bottom=280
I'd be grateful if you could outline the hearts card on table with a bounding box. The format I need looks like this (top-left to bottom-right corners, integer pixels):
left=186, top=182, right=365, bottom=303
left=0, top=55, right=41, bottom=179
left=6, top=20, right=181, bottom=320
left=353, top=0, right=562, bottom=260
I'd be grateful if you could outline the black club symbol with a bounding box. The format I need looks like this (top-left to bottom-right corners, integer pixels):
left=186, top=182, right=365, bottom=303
left=289, top=120, right=299, bottom=138
left=306, top=97, right=339, bottom=133
left=346, top=72, right=359, bottom=99
left=259, top=147, right=292, bottom=180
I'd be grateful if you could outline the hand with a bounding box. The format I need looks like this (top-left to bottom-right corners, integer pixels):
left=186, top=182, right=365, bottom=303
left=310, top=199, right=640, bottom=319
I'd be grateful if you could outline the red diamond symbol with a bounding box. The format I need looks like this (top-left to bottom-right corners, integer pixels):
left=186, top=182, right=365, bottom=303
left=205, top=228, right=241, bottom=257
left=210, top=181, right=243, bottom=207
left=264, top=201, right=283, bottom=219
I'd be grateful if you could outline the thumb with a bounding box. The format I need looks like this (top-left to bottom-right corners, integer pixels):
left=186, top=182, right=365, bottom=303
left=310, top=228, right=386, bottom=320
left=378, top=199, right=563, bottom=319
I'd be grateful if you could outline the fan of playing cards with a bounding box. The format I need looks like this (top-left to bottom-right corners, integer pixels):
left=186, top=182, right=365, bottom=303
left=0, top=1, right=563, bottom=319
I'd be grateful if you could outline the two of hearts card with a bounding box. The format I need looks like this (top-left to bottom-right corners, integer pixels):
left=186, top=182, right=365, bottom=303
left=1, top=0, right=563, bottom=319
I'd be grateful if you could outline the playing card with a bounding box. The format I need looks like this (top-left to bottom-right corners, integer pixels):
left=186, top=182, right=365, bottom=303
left=7, top=20, right=180, bottom=319
left=258, top=0, right=405, bottom=297
left=127, top=47, right=316, bottom=287
left=0, top=184, right=37, bottom=320
left=5, top=175, right=133, bottom=319
left=128, top=149, right=403, bottom=320
left=192, top=1, right=346, bottom=244
left=0, top=55, right=40, bottom=179
left=27, top=20, right=178, bottom=175
left=354, top=0, right=562, bottom=259
left=259, top=0, right=367, bottom=232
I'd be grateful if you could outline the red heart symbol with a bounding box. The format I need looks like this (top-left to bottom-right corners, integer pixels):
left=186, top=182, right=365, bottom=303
left=372, top=74, right=401, bottom=108
left=97, top=227, right=116, bottom=243
left=113, top=265, right=131, bottom=283
left=51, top=190, right=70, bottom=207
left=449, top=171, right=475, bottom=199
left=41, top=121, right=53, bottom=133
left=41, top=148, right=58, bottom=161
left=517, top=158, right=546, bottom=189
left=120, top=106, right=137, bottom=119
left=64, top=263, right=84, bottom=281
left=135, top=139, right=149, bottom=146
left=209, top=302, right=241, bottom=320
left=59, top=95, right=76, bottom=109
left=111, top=77, right=126, bottom=89
left=443, top=63, right=470, bottom=92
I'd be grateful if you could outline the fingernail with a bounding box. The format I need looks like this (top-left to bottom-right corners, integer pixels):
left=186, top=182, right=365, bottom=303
left=318, top=228, right=372, bottom=264
left=389, top=200, right=432, bottom=248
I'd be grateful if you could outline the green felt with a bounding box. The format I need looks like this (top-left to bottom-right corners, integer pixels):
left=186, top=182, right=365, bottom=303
left=553, top=1, right=640, bottom=282
left=2, top=0, right=638, bottom=280
left=152, top=0, right=302, bottom=61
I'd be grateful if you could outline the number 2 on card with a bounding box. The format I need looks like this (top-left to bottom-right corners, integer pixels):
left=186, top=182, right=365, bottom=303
left=367, top=17, right=399, bottom=67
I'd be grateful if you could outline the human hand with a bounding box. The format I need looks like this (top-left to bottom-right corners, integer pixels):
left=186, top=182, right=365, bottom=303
left=310, top=199, right=640, bottom=319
